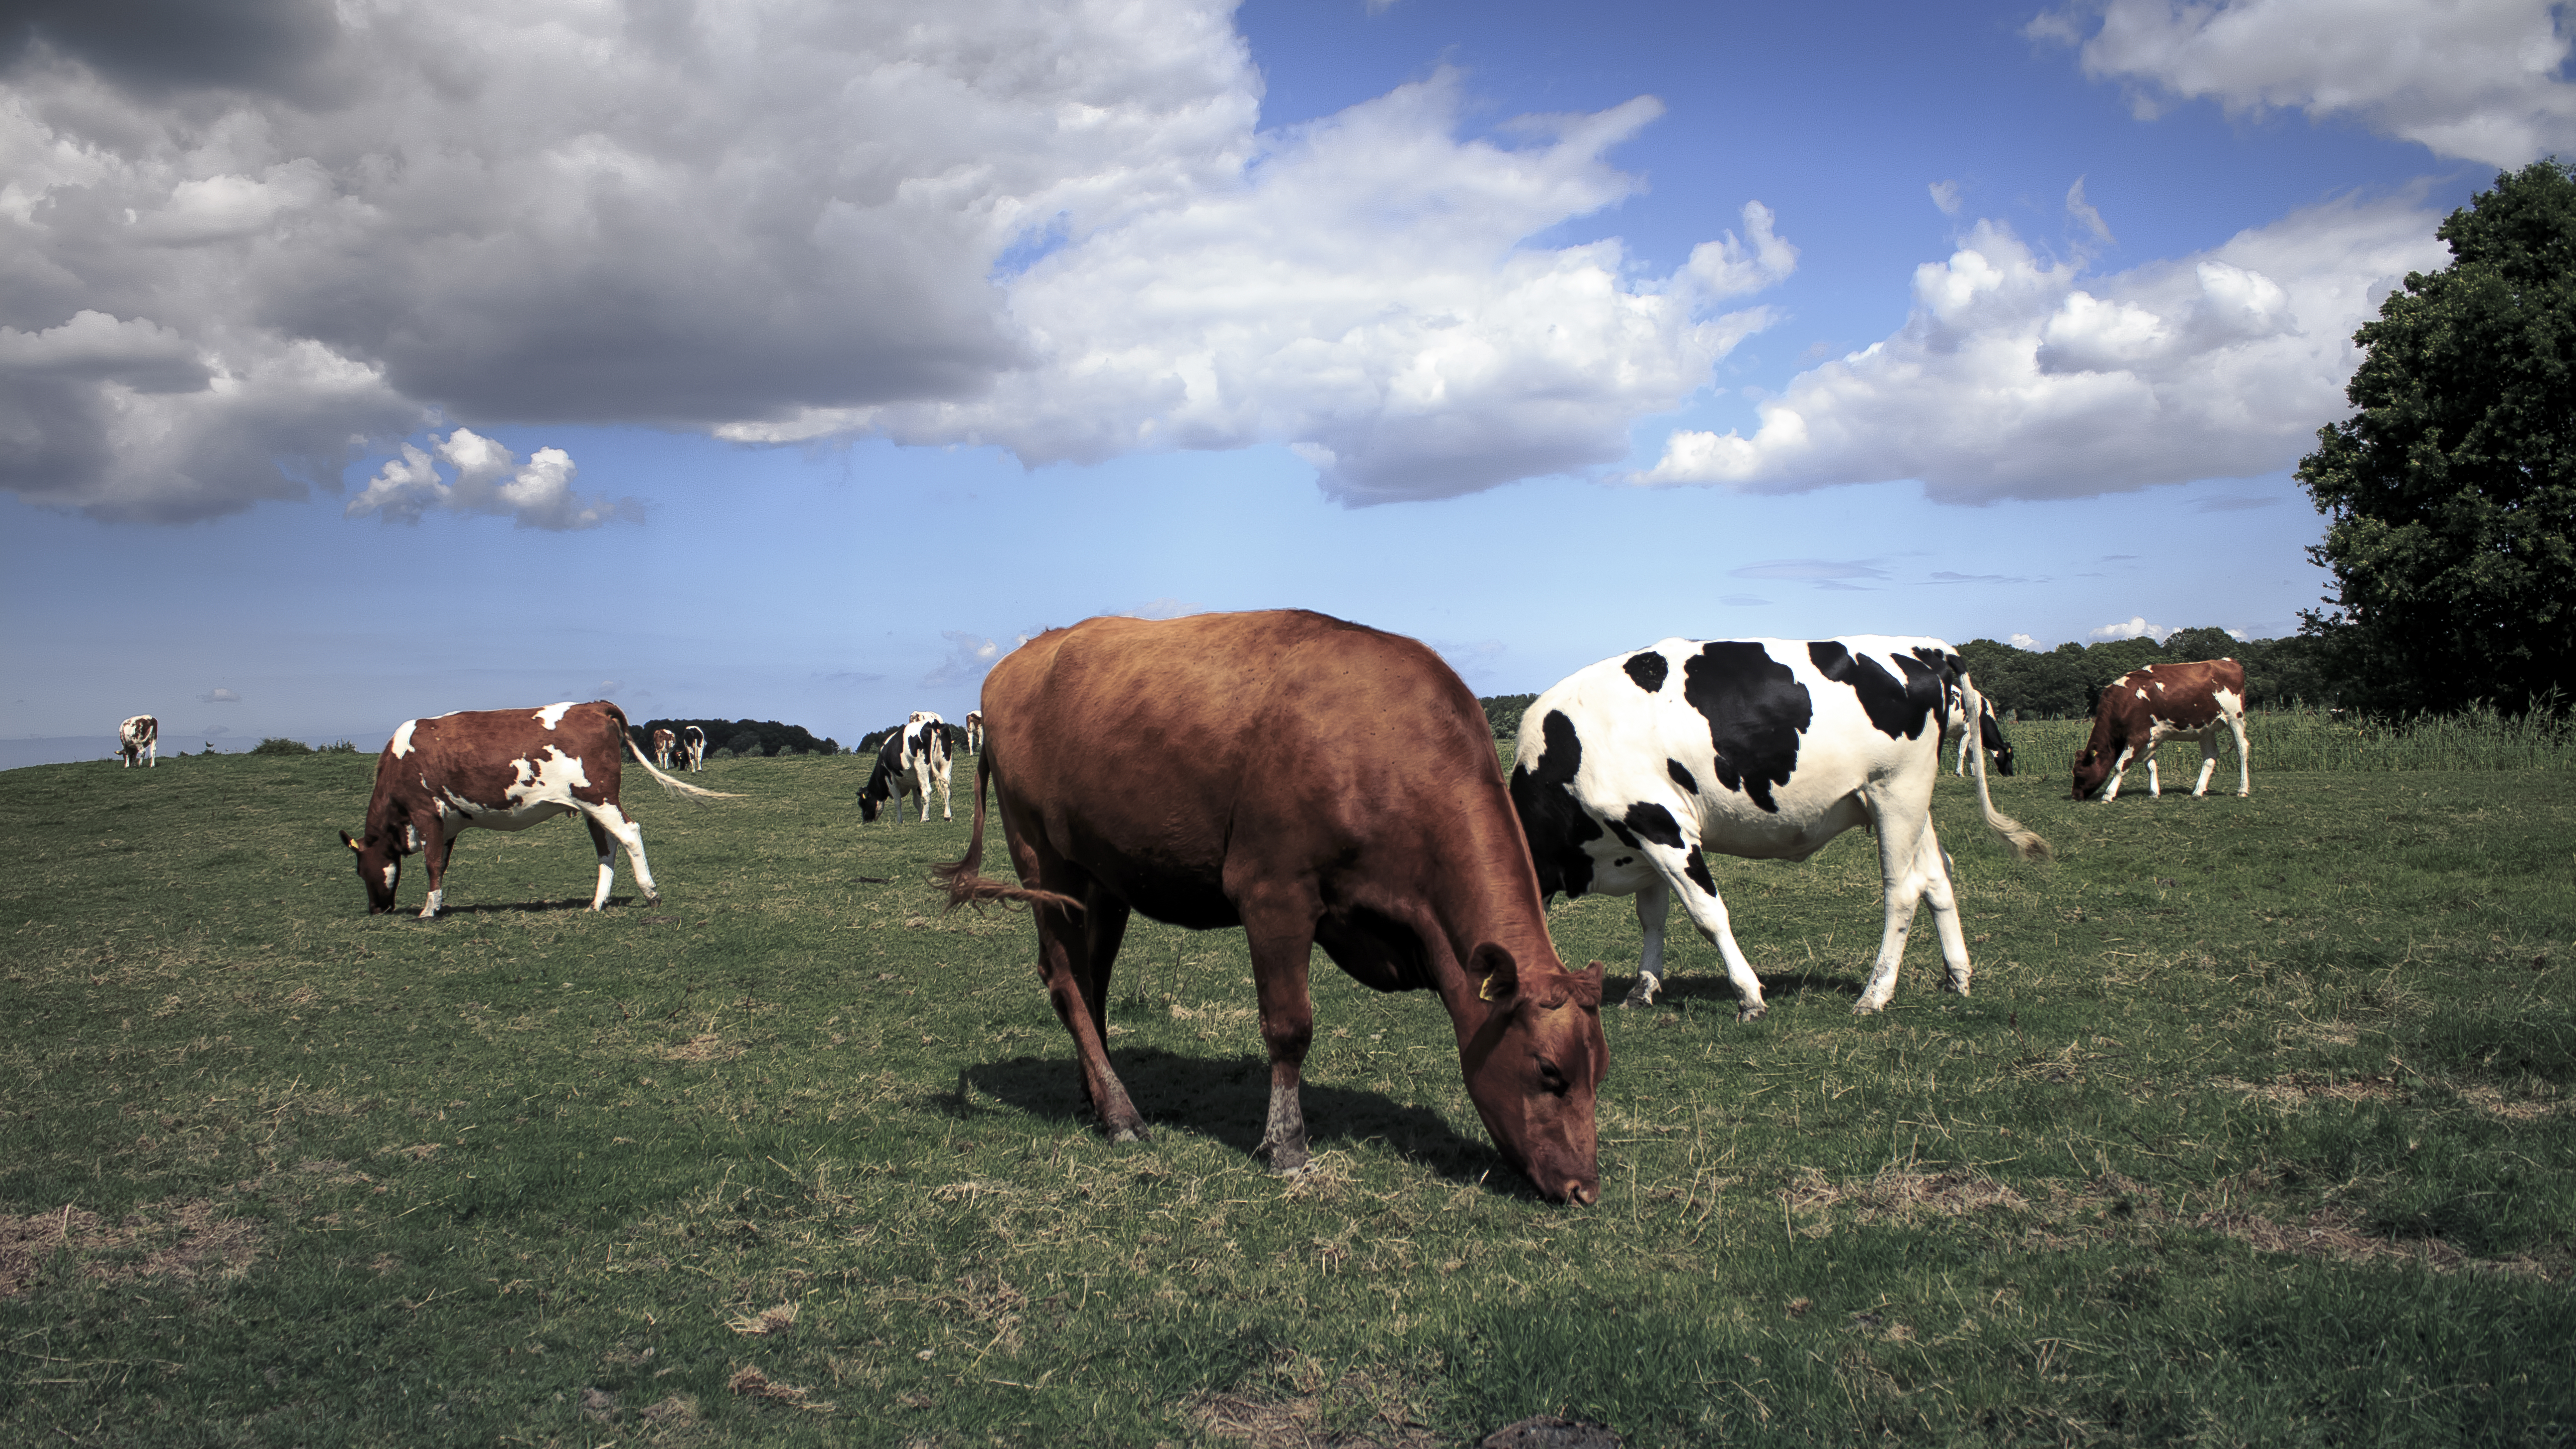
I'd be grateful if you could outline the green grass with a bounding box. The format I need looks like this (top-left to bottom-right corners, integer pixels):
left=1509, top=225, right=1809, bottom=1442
left=1, top=752, right=2571, bottom=1446
left=2002, top=703, right=2576, bottom=779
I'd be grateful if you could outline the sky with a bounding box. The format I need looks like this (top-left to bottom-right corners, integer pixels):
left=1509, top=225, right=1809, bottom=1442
left=4, top=0, right=2572, bottom=763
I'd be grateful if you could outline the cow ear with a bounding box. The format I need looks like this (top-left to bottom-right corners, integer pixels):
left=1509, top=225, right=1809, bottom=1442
left=340, top=830, right=363, bottom=853
left=1471, top=942, right=1521, bottom=1002
left=1568, top=961, right=1605, bottom=1009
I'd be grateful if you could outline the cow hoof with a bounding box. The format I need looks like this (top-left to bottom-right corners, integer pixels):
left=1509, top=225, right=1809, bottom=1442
left=1736, top=1003, right=1767, bottom=1022
left=1620, top=977, right=1660, bottom=1009
left=1258, top=1139, right=1311, bottom=1174
left=1850, top=1001, right=1884, bottom=1017
left=1107, top=1124, right=1149, bottom=1145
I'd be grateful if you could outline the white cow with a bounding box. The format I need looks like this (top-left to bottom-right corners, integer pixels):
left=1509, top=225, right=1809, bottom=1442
left=119, top=715, right=158, bottom=768
left=1510, top=637, right=2047, bottom=1019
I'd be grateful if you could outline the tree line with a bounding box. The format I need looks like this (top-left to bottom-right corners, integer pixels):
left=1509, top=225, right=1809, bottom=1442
left=637, top=718, right=839, bottom=759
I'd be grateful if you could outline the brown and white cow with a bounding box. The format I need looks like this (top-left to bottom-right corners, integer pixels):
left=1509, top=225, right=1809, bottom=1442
left=964, top=710, right=984, bottom=755
left=118, top=715, right=158, bottom=768
left=651, top=728, right=677, bottom=768
left=2073, top=658, right=2251, bottom=801
left=339, top=701, right=735, bottom=918
left=937, top=610, right=1609, bottom=1205
left=682, top=724, right=707, bottom=772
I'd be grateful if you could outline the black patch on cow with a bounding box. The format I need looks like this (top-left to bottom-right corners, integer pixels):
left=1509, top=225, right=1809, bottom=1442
left=1681, top=642, right=1808, bottom=814
left=1683, top=851, right=1717, bottom=896
left=1808, top=640, right=1942, bottom=740
left=1623, top=651, right=1669, bottom=693
left=1603, top=816, right=1640, bottom=850
left=1980, top=708, right=2017, bottom=776
left=1667, top=758, right=1697, bottom=794
left=1612, top=856, right=1632, bottom=868
left=1621, top=802, right=1686, bottom=849
left=1507, top=709, right=1601, bottom=900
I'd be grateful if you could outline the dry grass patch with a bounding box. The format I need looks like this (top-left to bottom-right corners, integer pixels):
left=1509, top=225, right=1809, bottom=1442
left=1781, top=1167, right=2029, bottom=1233
left=1187, top=1366, right=1437, bottom=1449
left=0, top=1199, right=261, bottom=1297
left=663, top=1033, right=740, bottom=1064
left=725, top=1365, right=835, bottom=1413
left=2210, top=1073, right=2407, bottom=1108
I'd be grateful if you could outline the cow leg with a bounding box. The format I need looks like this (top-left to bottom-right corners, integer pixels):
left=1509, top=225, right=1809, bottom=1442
left=1626, top=877, right=1673, bottom=1008
left=2191, top=727, right=2219, bottom=797
left=579, top=802, right=659, bottom=908
left=2230, top=710, right=2252, bottom=796
left=2145, top=741, right=2163, bottom=797
left=1028, top=871, right=1148, bottom=1143
left=1852, top=797, right=1941, bottom=1015
left=1237, top=887, right=1322, bottom=1171
left=2102, top=746, right=2132, bottom=802
left=583, top=815, right=619, bottom=908
left=1650, top=847, right=1768, bottom=1021
left=418, top=822, right=454, bottom=919
left=937, top=760, right=954, bottom=820
left=1903, top=824, right=1973, bottom=1002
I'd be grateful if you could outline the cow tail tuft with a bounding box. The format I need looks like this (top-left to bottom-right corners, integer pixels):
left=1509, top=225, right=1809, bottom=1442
left=607, top=704, right=744, bottom=802
left=1959, top=673, right=2051, bottom=860
left=933, top=746, right=1084, bottom=918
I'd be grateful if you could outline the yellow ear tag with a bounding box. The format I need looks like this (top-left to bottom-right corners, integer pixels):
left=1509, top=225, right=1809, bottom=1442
left=1478, top=973, right=1504, bottom=1002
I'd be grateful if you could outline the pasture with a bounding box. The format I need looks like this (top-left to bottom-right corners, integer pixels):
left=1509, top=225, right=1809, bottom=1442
left=1, top=744, right=2571, bottom=1446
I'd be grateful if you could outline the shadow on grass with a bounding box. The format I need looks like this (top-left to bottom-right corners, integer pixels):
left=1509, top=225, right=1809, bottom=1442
left=965, top=1047, right=1543, bottom=1198
left=1634, top=968, right=1865, bottom=1010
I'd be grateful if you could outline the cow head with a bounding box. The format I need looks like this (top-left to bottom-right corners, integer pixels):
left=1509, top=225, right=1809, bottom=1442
left=1993, top=739, right=2016, bottom=777
left=1463, top=944, right=1608, bottom=1206
left=856, top=781, right=888, bottom=822
left=2071, top=747, right=2111, bottom=800
left=340, top=828, right=402, bottom=912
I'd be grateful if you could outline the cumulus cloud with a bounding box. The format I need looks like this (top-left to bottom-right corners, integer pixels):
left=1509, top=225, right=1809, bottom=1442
left=2036, top=0, right=2576, bottom=167
left=344, top=429, right=638, bottom=530
left=1929, top=180, right=1964, bottom=216
left=1629, top=193, right=2447, bottom=502
left=2, top=1, right=1787, bottom=521
left=2007, top=633, right=2043, bottom=650
left=2090, top=616, right=2174, bottom=643
left=200, top=686, right=240, bottom=703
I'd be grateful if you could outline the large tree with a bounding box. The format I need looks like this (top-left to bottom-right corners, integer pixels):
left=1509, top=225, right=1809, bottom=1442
left=2297, top=159, right=2576, bottom=716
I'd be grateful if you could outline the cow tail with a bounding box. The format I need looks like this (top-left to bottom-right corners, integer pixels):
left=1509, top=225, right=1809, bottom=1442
left=933, top=745, right=1084, bottom=918
left=1958, top=673, right=2050, bottom=860
left=607, top=704, right=743, bottom=802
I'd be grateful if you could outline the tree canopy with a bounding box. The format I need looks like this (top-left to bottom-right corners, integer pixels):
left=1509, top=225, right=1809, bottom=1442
left=2297, top=158, right=2576, bottom=716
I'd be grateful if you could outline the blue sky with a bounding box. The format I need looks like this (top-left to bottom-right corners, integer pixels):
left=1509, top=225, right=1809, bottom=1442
left=4, top=0, right=2570, bottom=761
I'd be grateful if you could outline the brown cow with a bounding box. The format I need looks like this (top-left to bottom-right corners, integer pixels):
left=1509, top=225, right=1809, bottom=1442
left=651, top=727, right=677, bottom=768
left=2073, top=658, right=2251, bottom=800
left=936, top=611, right=1609, bottom=1205
left=340, top=701, right=735, bottom=917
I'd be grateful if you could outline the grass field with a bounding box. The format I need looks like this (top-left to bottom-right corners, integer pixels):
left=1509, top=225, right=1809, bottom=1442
left=2, top=748, right=2572, bottom=1446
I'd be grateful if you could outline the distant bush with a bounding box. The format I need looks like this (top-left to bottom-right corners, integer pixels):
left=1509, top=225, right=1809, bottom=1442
left=320, top=739, right=362, bottom=754
left=250, top=737, right=315, bottom=756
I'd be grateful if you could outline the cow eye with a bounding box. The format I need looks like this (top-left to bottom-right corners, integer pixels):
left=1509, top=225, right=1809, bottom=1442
left=1536, top=1059, right=1569, bottom=1096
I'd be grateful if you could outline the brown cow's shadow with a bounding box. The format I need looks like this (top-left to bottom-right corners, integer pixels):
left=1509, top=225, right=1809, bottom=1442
left=428, top=896, right=643, bottom=916
left=962, top=1047, right=1547, bottom=1199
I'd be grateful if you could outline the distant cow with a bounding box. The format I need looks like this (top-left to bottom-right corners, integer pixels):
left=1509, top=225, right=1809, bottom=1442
left=858, top=714, right=952, bottom=822
left=2073, top=658, right=2250, bottom=801
left=1951, top=690, right=2016, bottom=777
left=339, top=701, right=735, bottom=918
left=118, top=715, right=158, bottom=768
left=964, top=710, right=984, bottom=755
left=1511, top=637, right=2048, bottom=1019
left=682, top=725, right=707, bottom=772
left=937, top=611, right=1608, bottom=1204
left=651, top=728, right=677, bottom=768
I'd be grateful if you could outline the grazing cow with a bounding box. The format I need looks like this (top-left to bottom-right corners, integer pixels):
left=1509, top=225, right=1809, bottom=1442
left=1951, top=690, right=2016, bottom=777
left=651, top=728, right=677, bottom=768
left=2073, top=658, right=2250, bottom=801
left=964, top=710, right=984, bottom=755
left=118, top=715, right=158, bottom=768
left=1511, top=637, right=2049, bottom=1020
left=682, top=725, right=707, bottom=772
left=858, top=714, right=953, bottom=822
left=338, top=701, right=735, bottom=918
left=937, top=611, right=1608, bottom=1204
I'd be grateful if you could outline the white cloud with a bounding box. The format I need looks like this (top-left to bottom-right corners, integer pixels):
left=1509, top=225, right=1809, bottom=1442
left=1929, top=180, right=1964, bottom=215
left=922, top=630, right=1009, bottom=688
left=2007, top=633, right=2042, bottom=650
left=2065, top=176, right=2115, bottom=244
left=200, top=686, right=240, bottom=703
left=2, top=2, right=1788, bottom=521
left=2090, top=616, right=2173, bottom=643
left=344, top=429, right=637, bottom=531
left=2038, top=0, right=2576, bottom=167
left=1630, top=193, right=2447, bottom=502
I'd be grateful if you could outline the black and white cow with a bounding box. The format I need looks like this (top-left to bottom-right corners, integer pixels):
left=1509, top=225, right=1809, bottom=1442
left=1951, top=689, right=2016, bottom=777
left=682, top=724, right=707, bottom=773
left=858, top=713, right=953, bottom=822
left=1510, top=637, right=2049, bottom=1019
left=118, top=714, right=158, bottom=768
